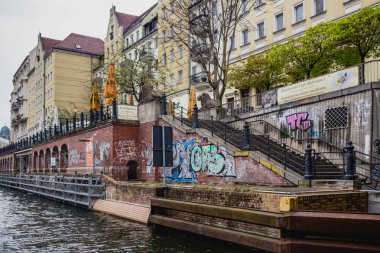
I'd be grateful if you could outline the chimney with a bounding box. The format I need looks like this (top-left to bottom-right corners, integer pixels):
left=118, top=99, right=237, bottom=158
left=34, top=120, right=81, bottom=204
left=110, top=5, right=116, bottom=16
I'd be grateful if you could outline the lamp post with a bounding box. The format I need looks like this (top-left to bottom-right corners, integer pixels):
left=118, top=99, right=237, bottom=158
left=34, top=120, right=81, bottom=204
left=79, top=138, right=96, bottom=175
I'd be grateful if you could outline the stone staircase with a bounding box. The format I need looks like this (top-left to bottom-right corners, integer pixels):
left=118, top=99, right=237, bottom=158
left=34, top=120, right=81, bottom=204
left=176, top=116, right=342, bottom=180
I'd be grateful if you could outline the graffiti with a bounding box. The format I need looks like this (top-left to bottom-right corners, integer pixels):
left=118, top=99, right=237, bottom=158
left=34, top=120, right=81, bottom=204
left=168, top=139, right=236, bottom=183
left=69, top=149, right=85, bottom=166
left=275, top=110, right=284, bottom=119
left=262, top=89, right=278, bottom=108
left=286, top=112, right=313, bottom=131
left=140, top=142, right=153, bottom=175
left=311, top=130, right=326, bottom=138
left=355, top=99, right=371, bottom=129
left=99, top=142, right=111, bottom=162
left=114, top=140, right=137, bottom=162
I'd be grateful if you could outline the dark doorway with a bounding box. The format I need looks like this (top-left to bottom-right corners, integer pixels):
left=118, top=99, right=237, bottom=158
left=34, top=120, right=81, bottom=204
left=127, top=161, right=138, bottom=180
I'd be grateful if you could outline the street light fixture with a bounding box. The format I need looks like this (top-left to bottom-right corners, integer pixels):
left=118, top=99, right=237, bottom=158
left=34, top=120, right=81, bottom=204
left=79, top=138, right=96, bottom=175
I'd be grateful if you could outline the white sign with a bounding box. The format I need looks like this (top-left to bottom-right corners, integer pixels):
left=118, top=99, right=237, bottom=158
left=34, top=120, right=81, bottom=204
left=117, top=105, right=138, bottom=120
left=51, top=158, right=56, bottom=167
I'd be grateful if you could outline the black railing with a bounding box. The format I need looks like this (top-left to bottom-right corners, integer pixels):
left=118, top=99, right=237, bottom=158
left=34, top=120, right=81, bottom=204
left=0, top=101, right=120, bottom=156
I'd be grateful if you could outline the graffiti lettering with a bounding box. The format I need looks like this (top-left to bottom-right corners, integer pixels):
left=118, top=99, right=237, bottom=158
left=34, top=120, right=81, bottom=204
left=69, top=149, right=85, bottom=166
left=286, top=112, right=313, bottom=131
left=114, top=140, right=137, bottom=162
left=169, top=139, right=236, bottom=183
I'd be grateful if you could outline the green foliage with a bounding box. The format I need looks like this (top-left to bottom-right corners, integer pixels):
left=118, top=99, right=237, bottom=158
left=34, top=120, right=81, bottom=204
left=229, top=52, right=288, bottom=91
left=330, top=7, right=380, bottom=63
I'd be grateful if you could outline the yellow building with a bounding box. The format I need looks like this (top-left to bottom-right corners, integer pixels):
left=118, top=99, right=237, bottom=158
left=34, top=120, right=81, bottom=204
left=158, top=0, right=192, bottom=111
left=225, top=0, right=380, bottom=102
left=27, top=33, right=103, bottom=134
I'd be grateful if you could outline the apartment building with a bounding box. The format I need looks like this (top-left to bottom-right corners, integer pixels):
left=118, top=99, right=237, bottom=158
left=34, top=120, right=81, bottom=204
left=26, top=33, right=104, bottom=135
left=11, top=55, right=31, bottom=141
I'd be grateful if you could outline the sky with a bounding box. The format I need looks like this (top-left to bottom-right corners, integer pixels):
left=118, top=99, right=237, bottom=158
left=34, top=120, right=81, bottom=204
left=0, top=0, right=157, bottom=128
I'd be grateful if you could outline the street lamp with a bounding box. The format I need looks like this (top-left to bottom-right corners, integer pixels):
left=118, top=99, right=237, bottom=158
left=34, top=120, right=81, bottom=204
left=79, top=138, right=96, bottom=175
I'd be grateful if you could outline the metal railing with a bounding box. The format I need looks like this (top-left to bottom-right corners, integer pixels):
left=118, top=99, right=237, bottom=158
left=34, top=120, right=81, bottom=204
left=0, top=100, right=120, bottom=156
left=0, top=173, right=105, bottom=208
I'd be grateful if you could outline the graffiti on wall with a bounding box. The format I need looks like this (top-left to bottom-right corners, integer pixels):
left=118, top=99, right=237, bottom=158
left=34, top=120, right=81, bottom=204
left=355, top=99, right=371, bottom=129
left=286, top=112, right=313, bottom=131
left=168, top=139, right=236, bottom=183
left=140, top=142, right=153, bottom=175
left=69, top=149, right=85, bottom=166
left=114, top=140, right=137, bottom=162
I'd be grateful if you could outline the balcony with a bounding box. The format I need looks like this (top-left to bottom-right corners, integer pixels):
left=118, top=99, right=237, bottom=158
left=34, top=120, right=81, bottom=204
left=190, top=43, right=210, bottom=63
left=139, top=49, right=155, bottom=63
left=191, top=71, right=210, bottom=90
left=190, top=14, right=210, bottom=37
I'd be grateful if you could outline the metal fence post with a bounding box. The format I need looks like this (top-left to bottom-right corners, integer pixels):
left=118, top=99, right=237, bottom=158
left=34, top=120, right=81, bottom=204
left=65, top=119, right=69, bottom=133
left=112, top=99, right=117, bottom=119
left=266, top=135, right=270, bottom=160
left=224, top=122, right=227, bottom=144
left=211, top=115, right=214, bottom=137
left=162, top=93, right=167, bottom=115
left=180, top=107, right=183, bottom=125
left=344, top=141, right=356, bottom=180
left=80, top=112, right=84, bottom=128
left=100, top=104, right=104, bottom=121
left=193, top=104, right=199, bottom=128
left=90, top=110, right=94, bottom=125
left=73, top=114, right=77, bottom=131
left=283, top=143, right=287, bottom=170
left=242, top=122, right=250, bottom=151
left=304, top=144, right=314, bottom=179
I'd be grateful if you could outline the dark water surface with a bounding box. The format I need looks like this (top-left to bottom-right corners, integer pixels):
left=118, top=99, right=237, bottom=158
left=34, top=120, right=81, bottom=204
left=0, top=188, right=262, bottom=253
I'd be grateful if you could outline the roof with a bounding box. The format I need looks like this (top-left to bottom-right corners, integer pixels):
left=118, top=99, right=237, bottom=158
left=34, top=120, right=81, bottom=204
left=115, top=12, right=138, bottom=33
left=53, top=33, right=104, bottom=56
left=41, top=37, right=61, bottom=53
left=124, top=3, right=158, bottom=34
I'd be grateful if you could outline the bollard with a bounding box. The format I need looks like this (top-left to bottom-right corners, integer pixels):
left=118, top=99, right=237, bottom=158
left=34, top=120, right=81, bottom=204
left=304, top=144, right=314, bottom=179
left=49, top=126, right=52, bottom=139
left=162, top=93, right=167, bottom=115
left=344, top=141, right=356, bottom=180
left=54, top=124, right=57, bottom=136
left=242, top=122, right=250, bottom=151
left=90, top=110, right=94, bottom=125
left=65, top=119, right=69, bottom=133
left=193, top=104, right=199, bottom=128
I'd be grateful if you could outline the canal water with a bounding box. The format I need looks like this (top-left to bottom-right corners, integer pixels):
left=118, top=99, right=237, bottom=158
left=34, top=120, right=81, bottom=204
left=0, top=188, right=262, bottom=253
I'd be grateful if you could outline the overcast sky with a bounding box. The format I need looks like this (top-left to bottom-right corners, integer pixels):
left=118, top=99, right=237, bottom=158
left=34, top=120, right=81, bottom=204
left=0, top=0, right=157, bottom=129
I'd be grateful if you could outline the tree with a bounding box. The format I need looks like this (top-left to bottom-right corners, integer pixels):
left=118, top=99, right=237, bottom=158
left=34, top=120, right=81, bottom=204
left=228, top=51, right=288, bottom=91
left=275, top=22, right=334, bottom=81
left=331, top=7, right=380, bottom=64
left=161, top=0, right=267, bottom=103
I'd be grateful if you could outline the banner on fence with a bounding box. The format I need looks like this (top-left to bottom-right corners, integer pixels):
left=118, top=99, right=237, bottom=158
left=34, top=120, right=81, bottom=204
left=117, top=105, right=138, bottom=120
left=277, top=67, right=359, bottom=105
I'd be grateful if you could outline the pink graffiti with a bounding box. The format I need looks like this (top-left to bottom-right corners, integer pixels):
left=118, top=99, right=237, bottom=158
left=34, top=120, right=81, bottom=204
left=286, top=112, right=313, bottom=131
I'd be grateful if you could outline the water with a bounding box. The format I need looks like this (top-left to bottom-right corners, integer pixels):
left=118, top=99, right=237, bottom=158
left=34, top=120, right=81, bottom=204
left=0, top=188, right=261, bottom=253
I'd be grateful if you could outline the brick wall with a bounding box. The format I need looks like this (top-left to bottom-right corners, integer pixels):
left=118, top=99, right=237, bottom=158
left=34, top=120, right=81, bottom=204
left=139, top=120, right=293, bottom=186
left=105, top=183, right=158, bottom=205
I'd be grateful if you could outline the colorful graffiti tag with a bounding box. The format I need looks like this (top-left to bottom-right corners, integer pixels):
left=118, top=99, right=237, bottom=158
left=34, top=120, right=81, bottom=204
left=286, top=112, right=313, bottom=131
left=168, top=139, right=236, bottom=183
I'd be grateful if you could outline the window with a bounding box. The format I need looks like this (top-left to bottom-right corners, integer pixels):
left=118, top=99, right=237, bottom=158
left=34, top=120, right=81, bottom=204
left=163, top=53, right=167, bottom=65
left=212, top=1, right=217, bottom=15
left=242, top=0, right=249, bottom=14
left=325, top=106, right=349, bottom=129
left=255, top=0, right=265, bottom=6
left=136, top=30, right=140, bottom=41
left=294, top=3, right=304, bottom=23
left=110, top=25, right=114, bottom=40
left=275, top=12, right=284, bottom=31
left=170, top=74, right=175, bottom=86
left=131, top=34, right=134, bottom=43
left=170, top=26, right=174, bottom=39
left=178, top=70, right=183, bottom=83
left=257, top=22, right=265, bottom=39
left=192, top=66, right=197, bottom=75
left=242, top=29, right=250, bottom=46
left=229, top=35, right=236, bottom=50
left=126, top=38, right=129, bottom=47
left=170, top=49, right=175, bottom=62
left=134, top=49, right=138, bottom=60
left=179, top=45, right=184, bottom=58
left=229, top=5, right=236, bottom=21
left=313, top=0, right=324, bottom=15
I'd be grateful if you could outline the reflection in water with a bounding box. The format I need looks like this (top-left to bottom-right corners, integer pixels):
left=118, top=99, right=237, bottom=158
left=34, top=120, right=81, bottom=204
left=0, top=188, right=261, bottom=252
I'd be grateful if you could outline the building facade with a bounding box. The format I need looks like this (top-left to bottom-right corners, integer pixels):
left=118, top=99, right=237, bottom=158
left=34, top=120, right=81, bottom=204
left=11, top=56, right=30, bottom=141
